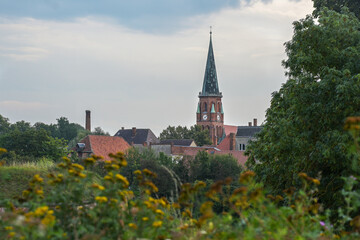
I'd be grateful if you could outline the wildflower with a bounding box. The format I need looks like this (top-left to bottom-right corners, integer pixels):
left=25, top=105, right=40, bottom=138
left=0, top=148, right=7, bottom=154
left=95, top=196, right=108, bottom=203
left=4, top=226, right=13, bottom=231
left=22, top=190, right=30, bottom=197
left=57, top=163, right=66, bottom=168
left=115, top=174, right=129, bottom=187
left=72, top=163, right=84, bottom=171
left=84, top=157, right=96, bottom=164
left=155, top=209, right=164, bottom=215
left=142, top=217, right=149, bottom=221
left=152, top=221, right=163, bottom=228
left=41, top=213, right=55, bottom=226
left=34, top=206, right=49, bottom=216
left=91, top=184, right=105, bottom=191
left=134, top=170, right=141, bottom=175
left=8, top=232, right=16, bottom=237
left=239, top=171, right=255, bottom=183
left=312, top=178, right=320, bottom=185
left=33, top=174, right=43, bottom=183
left=78, top=173, right=86, bottom=178
left=143, top=168, right=157, bottom=178
left=111, top=164, right=120, bottom=170
left=128, top=223, right=137, bottom=229
left=62, top=156, right=71, bottom=163
left=110, top=198, right=118, bottom=203
left=35, top=189, right=44, bottom=195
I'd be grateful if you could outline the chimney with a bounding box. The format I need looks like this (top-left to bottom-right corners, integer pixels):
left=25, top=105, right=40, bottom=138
left=248, top=122, right=252, bottom=127
left=229, top=133, right=236, bottom=150
left=85, top=110, right=91, bottom=131
left=132, top=127, right=136, bottom=136
left=121, top=127, right=124, bottom=130
left=253, top=118, right=257, bottom=127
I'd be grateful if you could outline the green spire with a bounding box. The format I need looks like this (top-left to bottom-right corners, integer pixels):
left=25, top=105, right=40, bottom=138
left=211, top=103, right=215, bottom=113
left=221, top=103, right=224, bottom=114
left=197, top=102, right=200, bottom=113
left=200, top=30, right=221, bottom=97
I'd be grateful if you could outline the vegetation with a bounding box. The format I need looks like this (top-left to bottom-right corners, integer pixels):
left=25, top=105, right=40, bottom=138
left=1, top=144, right=360, bottom=239
left=160, top=125, right=212, bottom=146
left=246, top=8, right=360, bottom=211
left=313, top=0, right=360, bottom=19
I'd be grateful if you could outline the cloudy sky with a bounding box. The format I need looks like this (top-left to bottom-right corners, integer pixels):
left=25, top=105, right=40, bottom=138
left=0, top=0, right=313, bottom=135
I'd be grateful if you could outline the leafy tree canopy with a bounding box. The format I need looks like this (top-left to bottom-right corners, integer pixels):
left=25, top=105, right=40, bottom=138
left=246, top=9, right=360, bottom=210
left=313, top=0, right=360, bottom=19
left=159, top=125, right=212, bottom=146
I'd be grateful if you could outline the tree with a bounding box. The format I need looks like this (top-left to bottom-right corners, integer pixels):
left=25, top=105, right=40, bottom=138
left=313, top=0, right=360, bottom=19
left=0, top=114, right=10, bottom=135
left=159, top=125, right=212, bottom=146
left=92, top=127, right=110, bottom=136
left=246, top=9, right=360, bottom=210
left=0, top=128, right=67, bottom=160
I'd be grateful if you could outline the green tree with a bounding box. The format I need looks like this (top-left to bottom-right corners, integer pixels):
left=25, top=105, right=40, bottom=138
left=92, top=127, right=110, bottom=136
left=0, top=128, right=67, bottom=160
left=313, top=0, right=360, bottom=19
left=0, top=114, right=10, bottom=135
left=159, top=125, right=211, bottom=146
left=246, top=9, right=360, bottom=210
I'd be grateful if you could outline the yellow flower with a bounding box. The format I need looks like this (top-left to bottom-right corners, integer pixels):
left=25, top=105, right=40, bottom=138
left=91, top=184, right=105, bottom=191
left=78, top=173, right=86, bottom=178
left=115, top=174, right=129, bottom=187
left=111, top=164, right=120, bottom=170
left=134, top=170, right=142, bottom=175
left=34, top=206, right=49, bottom=217
left=33, top=174, right=43, bottom=183
left=4, top=226, right=13, bottom=231
left=312, top=179, right=320, bottom=185
left=41, top=213, right=55, bottom=226
left=62, top=156, right=71, bottom=163
left=142, top=217, right=149, bottom=221
left=152, top=221, right=163, bottom=228
left=95, top=196, right=108, bottom=203
left=84, top=157, right=96, bottom=164
left=128, top=223, right=137, bottom=229
left=110, top=198, right=118, bottom=203
left=72, top=163, right=84, bottom=171
left=0, top=148, right=7, bottom=154
left=8, top=232, right=15, bottom=237
left=155, top=209, right=164, bottom=215
left=35, top=189, right=44, bottom=195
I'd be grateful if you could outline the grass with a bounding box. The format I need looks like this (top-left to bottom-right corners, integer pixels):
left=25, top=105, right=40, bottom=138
left=0, top=159, right=56, bottom=199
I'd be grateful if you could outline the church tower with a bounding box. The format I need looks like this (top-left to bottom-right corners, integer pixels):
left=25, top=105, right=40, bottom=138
left=196, top=30, right=224, bottom=145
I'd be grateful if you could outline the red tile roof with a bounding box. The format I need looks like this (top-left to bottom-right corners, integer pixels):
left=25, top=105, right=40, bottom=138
left=224, top=125, right=238, bottom=135
left=80, top=135, right=130, bottom=160
left=217, top=134, right=231, bottom=150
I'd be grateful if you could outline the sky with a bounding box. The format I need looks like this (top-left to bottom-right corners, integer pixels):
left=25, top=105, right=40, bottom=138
left=0, top=0, right=314, bottom=136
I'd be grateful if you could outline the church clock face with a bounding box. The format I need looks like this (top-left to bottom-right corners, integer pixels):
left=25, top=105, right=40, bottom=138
left=217, top=114, right=221, bottom=121
left=203, top=114, right=208, bottom=120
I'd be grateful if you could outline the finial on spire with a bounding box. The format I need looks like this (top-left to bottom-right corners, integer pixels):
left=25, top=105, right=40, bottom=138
left=210, top=26, right=212, bottom=35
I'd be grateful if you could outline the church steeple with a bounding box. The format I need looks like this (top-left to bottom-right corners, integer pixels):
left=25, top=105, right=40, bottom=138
left=200, top=30, right=222, bottom=97
left=196, top=29, right=225, bottom=146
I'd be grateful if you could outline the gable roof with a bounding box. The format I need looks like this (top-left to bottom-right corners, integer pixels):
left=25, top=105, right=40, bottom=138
left=224, top=125, right=238, bottom=135
left=159, top=139, right=195, bottom=146
left=77, top=135, right=130, bottom=160
left=236, top=126, right=263, bottom=137
left=114, top=128, right=159, bottom=145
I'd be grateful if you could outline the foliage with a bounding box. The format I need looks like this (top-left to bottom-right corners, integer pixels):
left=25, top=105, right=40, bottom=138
left=188, top=151, right=243, bottom=183
left=313, top=0, right=360, bottom=19
left=92, top=126, right=110, bottom=136
left=246, top=9, right=360, bottom=210
left=160, top=125, right=212, bottom=146
left=3, top=146, right=358, bottom=239
left=0, top=128, right=67, bottom=161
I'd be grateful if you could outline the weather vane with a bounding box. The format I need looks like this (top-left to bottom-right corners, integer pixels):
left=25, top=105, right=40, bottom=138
left=210, top=26, right=212, bottom=35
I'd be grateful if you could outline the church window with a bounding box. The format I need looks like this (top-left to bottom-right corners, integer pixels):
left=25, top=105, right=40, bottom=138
left=204, top=102, right=207, bottom=112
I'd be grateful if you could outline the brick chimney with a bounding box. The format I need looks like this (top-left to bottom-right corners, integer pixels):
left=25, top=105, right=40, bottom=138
left=85, top=110, right=91, bottom=131
left=253, top=118, right=257, bottom=127
left=229, top=133, right=236, bottom=150
left=248, top=122, right=252, bottom=127
left=132, top=127, right=136, bottom=137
